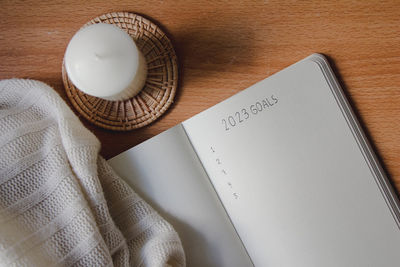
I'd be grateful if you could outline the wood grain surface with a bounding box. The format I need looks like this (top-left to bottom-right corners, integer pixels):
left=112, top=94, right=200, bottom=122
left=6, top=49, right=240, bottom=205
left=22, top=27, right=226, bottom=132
left=0, top=0, right=399, bottom=192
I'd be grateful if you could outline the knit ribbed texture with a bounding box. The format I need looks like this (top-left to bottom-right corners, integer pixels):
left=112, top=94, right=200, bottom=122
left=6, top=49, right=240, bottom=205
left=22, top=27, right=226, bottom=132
left=0, top=79, right=186, bottom=267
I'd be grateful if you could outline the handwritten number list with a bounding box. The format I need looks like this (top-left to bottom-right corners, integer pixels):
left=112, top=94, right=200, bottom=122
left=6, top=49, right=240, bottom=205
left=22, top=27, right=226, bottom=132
left=210, top=146, right=239, bottom=200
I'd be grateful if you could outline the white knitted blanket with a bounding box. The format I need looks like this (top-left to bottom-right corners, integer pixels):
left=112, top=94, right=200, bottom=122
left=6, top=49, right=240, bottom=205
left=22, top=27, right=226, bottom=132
left=0, top=79, right=185, bottom=266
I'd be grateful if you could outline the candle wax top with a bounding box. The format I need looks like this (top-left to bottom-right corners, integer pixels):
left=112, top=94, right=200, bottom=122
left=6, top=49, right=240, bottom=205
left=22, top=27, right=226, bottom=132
left=65, top=23, right=139, bottom=98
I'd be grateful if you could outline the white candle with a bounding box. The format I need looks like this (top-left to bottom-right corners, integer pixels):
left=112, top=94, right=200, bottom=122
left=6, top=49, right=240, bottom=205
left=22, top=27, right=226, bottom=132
left=64, top=23, right=147, bottom=100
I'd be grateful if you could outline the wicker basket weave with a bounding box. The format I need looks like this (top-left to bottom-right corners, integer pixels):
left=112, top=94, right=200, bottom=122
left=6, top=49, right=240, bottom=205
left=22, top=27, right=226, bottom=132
left=62, top=12, right=178, bottom=131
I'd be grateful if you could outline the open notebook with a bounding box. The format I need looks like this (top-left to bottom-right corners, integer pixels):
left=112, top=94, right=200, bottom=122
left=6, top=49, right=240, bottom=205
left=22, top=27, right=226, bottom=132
left=108, top=54, right=400, bottom=267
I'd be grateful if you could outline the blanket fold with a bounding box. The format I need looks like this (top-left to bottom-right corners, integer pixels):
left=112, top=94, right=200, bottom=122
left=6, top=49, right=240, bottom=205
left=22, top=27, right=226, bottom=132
left=0, top=79, right=185, bottom=267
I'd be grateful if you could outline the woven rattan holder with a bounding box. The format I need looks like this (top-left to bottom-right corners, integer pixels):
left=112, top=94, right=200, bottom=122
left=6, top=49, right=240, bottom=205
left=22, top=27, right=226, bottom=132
left=62, top=12, right=178, bottom=131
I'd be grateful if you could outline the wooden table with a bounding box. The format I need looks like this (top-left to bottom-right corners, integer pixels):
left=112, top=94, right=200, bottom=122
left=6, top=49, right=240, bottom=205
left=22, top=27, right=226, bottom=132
left=1, top=0, right=399, bottom=192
